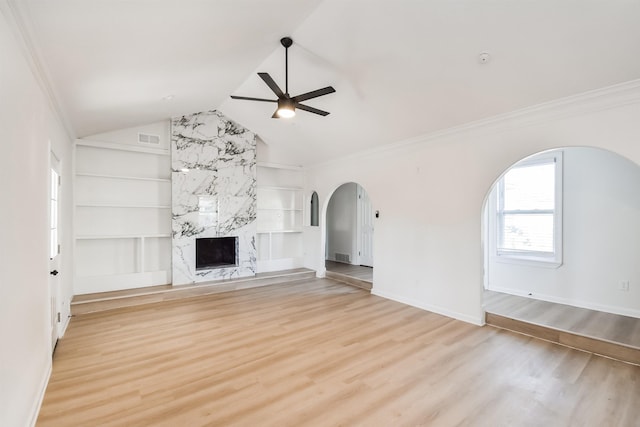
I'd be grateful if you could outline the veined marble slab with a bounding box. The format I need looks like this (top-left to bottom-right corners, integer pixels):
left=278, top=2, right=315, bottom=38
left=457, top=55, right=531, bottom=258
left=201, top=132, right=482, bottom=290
left=171, top=111, right=256, bottom=285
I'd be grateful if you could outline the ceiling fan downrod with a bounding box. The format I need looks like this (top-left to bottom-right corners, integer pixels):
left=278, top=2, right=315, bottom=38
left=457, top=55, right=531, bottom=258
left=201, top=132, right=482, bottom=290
left=281, top=37, right=293, bottom=96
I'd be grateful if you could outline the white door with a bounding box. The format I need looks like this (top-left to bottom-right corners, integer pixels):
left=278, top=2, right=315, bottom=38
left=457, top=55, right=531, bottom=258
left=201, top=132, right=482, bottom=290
left=49, top=158, right=61, bottom=353
left=357, top=185, right=374, bottom=267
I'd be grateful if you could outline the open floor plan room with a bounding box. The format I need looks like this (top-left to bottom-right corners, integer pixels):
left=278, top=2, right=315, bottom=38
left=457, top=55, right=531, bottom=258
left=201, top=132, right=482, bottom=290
left=5, top=2, right=640, bottom=425
left=38, top=278, right=639, bottom=426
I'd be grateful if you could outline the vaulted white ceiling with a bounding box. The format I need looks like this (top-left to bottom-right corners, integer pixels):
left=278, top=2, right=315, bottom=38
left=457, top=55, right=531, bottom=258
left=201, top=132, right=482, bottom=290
left=19, top=0, right=640, bottom=165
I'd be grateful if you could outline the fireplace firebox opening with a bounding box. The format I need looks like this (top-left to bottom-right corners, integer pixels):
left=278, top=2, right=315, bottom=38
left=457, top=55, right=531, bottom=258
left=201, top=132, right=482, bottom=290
left=195, top=236, right=238, bottom=270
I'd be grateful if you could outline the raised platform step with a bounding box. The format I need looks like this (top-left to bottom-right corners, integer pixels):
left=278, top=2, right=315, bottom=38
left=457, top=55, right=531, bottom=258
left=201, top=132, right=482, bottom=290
left=72, top=268, right=316, bottom=315
left=486, top=311, right=640, bottom=366
left=325, top=270, right=372, bottom=291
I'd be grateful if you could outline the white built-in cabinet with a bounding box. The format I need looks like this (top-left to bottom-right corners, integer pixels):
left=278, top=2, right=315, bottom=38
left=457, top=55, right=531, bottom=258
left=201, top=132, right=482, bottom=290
left=74, top=139, right=172, bottom=294
left=256, top=164, right=304, bottom=272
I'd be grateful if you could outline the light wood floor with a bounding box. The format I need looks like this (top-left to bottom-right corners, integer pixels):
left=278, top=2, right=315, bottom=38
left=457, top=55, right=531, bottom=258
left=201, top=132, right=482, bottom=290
left=39, top=278, right=640, bottom=426
left=484, top=290, right=640, bottom=349
left=325, top=260, right=373, bottom=282
left=71, top=269, right=315, bottom=315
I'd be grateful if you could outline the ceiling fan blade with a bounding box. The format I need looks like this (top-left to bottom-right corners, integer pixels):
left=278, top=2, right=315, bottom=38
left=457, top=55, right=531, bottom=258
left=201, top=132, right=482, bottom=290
left=292, top=86, right=336, bottom=103
left=271, top=110, right=280, bottom=119
left=258, top=73, right=285, bottom=98
left=230, top=95, right=277, bottom=103
left=295, top=103, right=330, bottom=116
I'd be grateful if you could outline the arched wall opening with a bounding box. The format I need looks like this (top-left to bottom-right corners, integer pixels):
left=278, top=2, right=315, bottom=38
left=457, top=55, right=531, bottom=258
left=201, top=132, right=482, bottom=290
left=310, top=191, right=319, bottom=227
left=481, top=146, right=640, bottom=319
left=323, top=182, right=375, bottom=286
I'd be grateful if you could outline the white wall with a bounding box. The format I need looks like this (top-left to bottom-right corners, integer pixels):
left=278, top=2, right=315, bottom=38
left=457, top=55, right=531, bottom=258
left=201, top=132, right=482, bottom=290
left=486, top=147, right=640, bottom=317
left=0, top=6, right=73, bottom=426
left=85, top=120, right=170, bottom=150
left=326, top=182, right=357, bottom=262
left=304, top=81, right=640, bottom=325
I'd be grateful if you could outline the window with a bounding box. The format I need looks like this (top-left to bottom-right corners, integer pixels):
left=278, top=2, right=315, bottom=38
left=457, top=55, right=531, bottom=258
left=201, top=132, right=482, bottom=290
left=496, top=151, right=562, bottom=266
left=310, top=191, right=319, bottom=226
left=50, top=168, right=59, bottom=259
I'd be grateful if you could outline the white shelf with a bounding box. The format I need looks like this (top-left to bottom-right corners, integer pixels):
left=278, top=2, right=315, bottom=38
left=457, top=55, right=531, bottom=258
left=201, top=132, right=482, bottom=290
left=257, top=229, right=302, bottom=234
left=76, top=234, right=171, bottom=240
left=76, top=139, right=170, bottom=156
left=257, top=186, right=303, bottom=191
left=257, top=208, right=303, bottom=212
left=76, top=173, right=171, bottom=183
left=257, top=162, right=302, bottom=171
left=76, top=202, right=171, bottom=209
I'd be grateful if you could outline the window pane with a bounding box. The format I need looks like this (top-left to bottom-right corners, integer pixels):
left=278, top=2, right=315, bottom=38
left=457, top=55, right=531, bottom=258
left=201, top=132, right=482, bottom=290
left=51, top=169, right=59, bottom=200
left=503, top=163, right=554, bottom=210
left=50, top=229, right=58, bottom=259
left=500, top=213, right=554, bottom=253
left=51, top=201, right=57, bottom=229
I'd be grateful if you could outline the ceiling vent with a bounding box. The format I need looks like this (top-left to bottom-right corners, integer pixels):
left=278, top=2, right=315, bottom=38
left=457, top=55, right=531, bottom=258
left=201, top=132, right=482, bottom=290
left=138, top=132, right=160, bottom=145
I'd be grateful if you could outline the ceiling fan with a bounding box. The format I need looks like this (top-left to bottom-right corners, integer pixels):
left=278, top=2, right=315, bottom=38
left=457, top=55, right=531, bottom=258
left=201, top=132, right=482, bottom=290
left=230, top=37, right=335, bottom=118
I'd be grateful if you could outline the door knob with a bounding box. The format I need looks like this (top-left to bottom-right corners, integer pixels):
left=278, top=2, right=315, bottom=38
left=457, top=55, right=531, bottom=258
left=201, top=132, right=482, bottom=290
left=50, top=270, right=59, bottom=276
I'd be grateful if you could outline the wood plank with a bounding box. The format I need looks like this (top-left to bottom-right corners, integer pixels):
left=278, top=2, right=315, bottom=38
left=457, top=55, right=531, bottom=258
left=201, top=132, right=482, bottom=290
left=39, top=278, right=640, bottom=426
left=325, top=270, right=373, bottom=291
left=486, top=312, right=640, bottom=365
left=484, top=290, right=640, bottom=349
left=72, top=269, right=315, bottom=315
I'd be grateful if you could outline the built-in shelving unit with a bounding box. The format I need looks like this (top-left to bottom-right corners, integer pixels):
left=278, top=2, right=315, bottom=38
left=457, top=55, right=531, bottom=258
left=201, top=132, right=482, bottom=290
left=256, top=164, right=305, bottom=272
left=74, top=139, right=172, bottom=294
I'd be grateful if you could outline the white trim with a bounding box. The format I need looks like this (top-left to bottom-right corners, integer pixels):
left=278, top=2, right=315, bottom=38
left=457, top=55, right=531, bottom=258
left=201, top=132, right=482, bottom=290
left=76, top=173, right=171, bottom=183
left=58, top=311, right=71, bottom=337
left=495, top=150, right=563, bottom=266
left=28, top=360, right=52, bottom=427
left=75, top=271, right=171, bottom=294
left=256, top=230, right=302, bottom=234
left=76, top=202, right=171, bottom=209
left=257, top=257, right=304, bottom=273
left=75, top=139, right=170, bottom=156
left=307, top=79, right=640, bottom=169
left=76, top=234, right=171, bottom=240
left=257, top=162, right=303, bottom=170
left=0, top=0, right=75, bottom=139
left=486, top=285, right=640, bottom=320
left=257, top=185, right=303, bottom=191
left=372, top=288, right=484, bottom=326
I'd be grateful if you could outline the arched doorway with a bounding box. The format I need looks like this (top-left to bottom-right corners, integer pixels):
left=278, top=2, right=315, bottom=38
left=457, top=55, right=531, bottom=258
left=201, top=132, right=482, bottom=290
left=481, top=147, right=640, bottom=357
left=324, top=182, right=374, bottom=289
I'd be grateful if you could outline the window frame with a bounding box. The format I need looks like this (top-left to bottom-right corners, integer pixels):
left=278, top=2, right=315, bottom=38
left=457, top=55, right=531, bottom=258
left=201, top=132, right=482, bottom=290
left=495, top=151, right=563, bottom=267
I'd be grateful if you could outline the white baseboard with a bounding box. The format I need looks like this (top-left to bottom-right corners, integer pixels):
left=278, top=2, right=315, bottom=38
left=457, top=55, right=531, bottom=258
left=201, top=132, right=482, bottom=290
left=372, top=288, right=484, bottom=326
left=28, top=358, right=52, bottom=427
left=486, top=285, right=640, bottom=319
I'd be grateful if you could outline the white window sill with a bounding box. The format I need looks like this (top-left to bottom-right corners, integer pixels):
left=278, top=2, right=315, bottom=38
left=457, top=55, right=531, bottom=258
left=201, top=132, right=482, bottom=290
left=494, top=253, right=562, bottom=269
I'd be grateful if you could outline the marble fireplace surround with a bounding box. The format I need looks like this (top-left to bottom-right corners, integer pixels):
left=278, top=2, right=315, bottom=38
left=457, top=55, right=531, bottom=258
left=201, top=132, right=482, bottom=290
left=171, top=110, right=257, bottom=285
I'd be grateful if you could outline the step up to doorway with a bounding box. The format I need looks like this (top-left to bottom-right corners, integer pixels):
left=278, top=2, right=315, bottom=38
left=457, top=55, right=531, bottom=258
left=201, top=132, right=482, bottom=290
left=486, top=312, right=640, bottom=365
left=484, top=292, right=640, bottom=366
left=325, top=270, right=372, bottom=291
left=72, top=268, right=316, bottom=315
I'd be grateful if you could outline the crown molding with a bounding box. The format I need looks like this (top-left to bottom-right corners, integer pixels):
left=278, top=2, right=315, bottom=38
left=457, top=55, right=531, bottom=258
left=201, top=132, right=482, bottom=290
left=307, top=78, right=640, bottom=170
left=0, top=0, right=76, bottom=139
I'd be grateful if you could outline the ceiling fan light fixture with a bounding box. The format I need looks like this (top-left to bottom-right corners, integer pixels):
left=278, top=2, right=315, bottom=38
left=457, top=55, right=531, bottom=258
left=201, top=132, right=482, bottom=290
left=276, top=98, right=296, bottom=118
left=230, top=36, right=335, bottom=118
